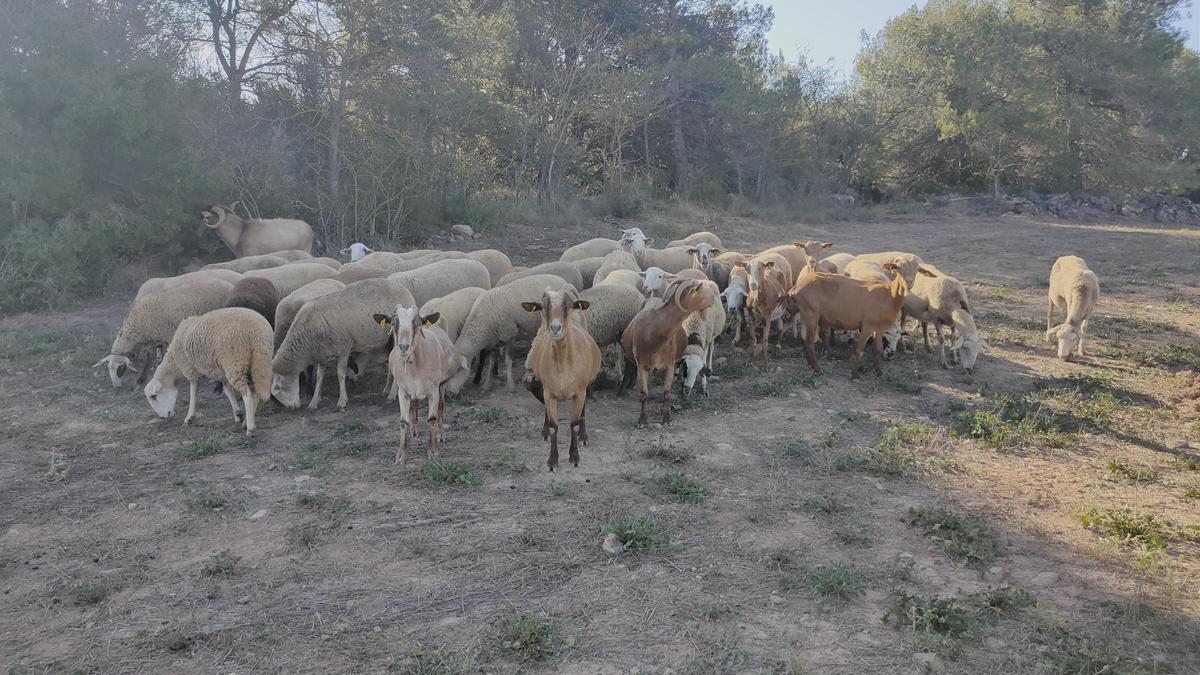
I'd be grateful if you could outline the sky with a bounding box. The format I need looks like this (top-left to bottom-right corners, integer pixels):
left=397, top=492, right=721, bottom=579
left=762, top=1, right=1200, bottom=80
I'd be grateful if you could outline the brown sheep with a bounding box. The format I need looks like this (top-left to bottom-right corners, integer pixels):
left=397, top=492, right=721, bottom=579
left=224, top=277, right=280, bottom=328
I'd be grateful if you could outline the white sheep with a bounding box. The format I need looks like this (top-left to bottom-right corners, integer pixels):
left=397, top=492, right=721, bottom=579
left=273, top=278, right=347, bottom=349
left=203, top=253, right=289, bottom=273
left=560, top=237, right=623, bottom=263
left=449, top=274, right=574, bottom=393
left=905, top=267, right=985, bottom=370
left=200, top=203, right=314, bottom=257
left=418, top=287, right=488, bottom=343
left=358, top=251, right=408, bottom=269
left=640, top=266, right=674, bottom=298
left=1046, top=255, right=1099, bottom=360
left=679, top=295, right=727, bottom=398
left=823, top=252, right=855, bottom=274
left=136, top=269, right=242, bottom=300
left=617, top=228, right=653, bottom=262
left=341, top=242, right=374, bottom=261
left=376, top=305, right=467, bottom=463
left=307, top=256, right=342, bottom=270
left=576, top=282, right=645, bottom=378
left=466, top=249, right=513, bottom=287
left=271, top=278, right=417, bottom=410
left=245, top=261, right=339, bottom=298
left=567, top=256, right=607, bottom=289
left=853, top=251, right=925, bottom=286
left=386, top=251, right=471, bottom=275
left=633, top=246, right=694, bottom=274
left=95, top=277, right=236, bottom=387
left=388, top=258, right=491, bottom=307
left=666, top=231, right=723, bottom=249
left=496, top=261, right=584, bottom=290
left=143, top=307, right=273, bottom=434
left=270, top=250, right=316, bottom=262
left=595, top=268, right=644, bottom=293
left=721, top=263, right=751, bottom=344
left=593, top=250, right=641, bottom=286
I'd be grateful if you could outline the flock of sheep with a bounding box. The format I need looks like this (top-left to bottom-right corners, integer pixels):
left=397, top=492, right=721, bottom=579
left=93, top=203, right=1101, bottom=471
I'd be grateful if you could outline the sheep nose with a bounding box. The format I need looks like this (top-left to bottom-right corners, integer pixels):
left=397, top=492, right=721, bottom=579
left=549, top=321, right=563, bottom=337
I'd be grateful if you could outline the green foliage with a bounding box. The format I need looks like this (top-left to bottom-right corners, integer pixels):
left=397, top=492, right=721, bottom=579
left=903, top=507, right=1002, bottom=566
left=643, top=440, right=693, bottom=465
left=1105, top=460, right=1160, bottom=483
left=603, top=516, right=677, bottom=554
left=389, top=649, right=477, bottom=674
left=646, top=470, right=710, bottom=503
left=1133, top=345, right=1200, bottom=371
left=801, top=563, right=866, bottom=602
left=200, top=551, right=241, bottom=577
left=71, top=581, right=109, bottom=605
left=493, top=615, right=561, bottom=662
left=1078, top=508, right=1200, bottom=551
left=176, top=435, right=229, bottom=460
left=419, top=460, right=480, bottom=487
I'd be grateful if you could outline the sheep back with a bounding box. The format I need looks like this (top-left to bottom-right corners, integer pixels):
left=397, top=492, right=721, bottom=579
left=273, top=278, right=346, bottom=349
left=497, top=261, right=584, bottom=289
left=270, top=249, right=314, bottom=262
left=579, top=283, right=645, bottom=348
left=203, top=254, right=289, bottom=273
left=386, top=251, right=470, bottom=275
left=160, top=307, right=273, bottom=400
left=595, top=269, right=643, bottom=293
left=560, top=238, right=622, bottom=262
left=594, top=250, right=640, bottom=285
left=225, top=277, right=280, bottom=328
left=453, top=274, right=574, bottom=360
left=388, top=258, right=491, bottom=306
left=246, top=262, right=339, bottom=297
left=666, top=231, right=723, bottom=249
left=568, top=256, right=606, bottom=289
left=419, top=287, right=488, bottom=343
left=137, top=269, right=242, bottom=300
left=112, top=278, right=235, bottom=355
left=466, top=249, right=513, bottom=287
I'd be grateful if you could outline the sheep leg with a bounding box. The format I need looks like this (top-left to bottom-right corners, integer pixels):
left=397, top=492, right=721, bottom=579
left=396, top=391, right=413, bottom=464
left=184, top=379, right=199, bottom=425
left=637, top=368, right=650, bottom=428
left=473, top=350, right=488, bottom=385
left=851, top=330, right=870, bottom=378
left=221, top=382, right=242, bottom=423
left=759, top=315, right=772, bottom=363
left=568, top=395, right=586, bottom=467
left=241, top=388, right=257, bottom=435
left=428, top=388, right=445, bottom=460
left=381, top=368, right=393, bottom=397
left=1079, top=318, right=1088, bottom=356
left=545, top=396, right=560, bottom=472
left=335, top=355, right=350, bottom=410
left=921, top=321, right=932, bottom=353
left=871, top=330, right=884, bottom=375
left=1046, top=295, right=1054, bottom=335
left=804, top=324, right=822, bottom=373
left=732, top=310, right=742, bottom=344
left=307, top=365, right=325, bottom=410
left=936, top=322, right=948, bottom=367
left=662, top=364, right=676, bottom=426
left=504, top=347, right=514, bottom=393
left=481, top=351, right=494, bottom=390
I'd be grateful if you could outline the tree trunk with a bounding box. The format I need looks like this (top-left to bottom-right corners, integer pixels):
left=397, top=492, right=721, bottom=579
left=228, top=72, right=243, bottom=114
left=670, top=83, right=689, bottom=201
left=328, top=91, right=346, bottom=248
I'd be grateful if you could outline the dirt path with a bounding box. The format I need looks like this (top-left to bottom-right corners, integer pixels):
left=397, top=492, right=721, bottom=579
left=1, top=210, right=1198, bottom=673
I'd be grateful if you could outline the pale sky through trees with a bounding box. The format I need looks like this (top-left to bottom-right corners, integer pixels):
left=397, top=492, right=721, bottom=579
left=763, top=0, right=1200, bottom=77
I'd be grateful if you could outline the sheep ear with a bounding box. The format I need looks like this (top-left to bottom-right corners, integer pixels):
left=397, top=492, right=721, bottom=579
left=711, top=248, right=722, bottom=255
left=822, top=242, right=833, bottom=248
left=733, top=260, right=747, bottom=268
left=521, top=301, right=542, bottom=313
left=339, top=248, right=350, bottom=255
left=421, top=312, right=440, bottom=326
left=764, top=261, right=775, bottom=268
left=918, top=267, right=937, bottom=277
left=882, top=262, right=898, bottom=271
left=686, top=248, right=697, bottom=255
left=791, top=242, right=804, bottom=247
left=645, top=238, right=654, bottom=246
left=573, top=300, right=590, bottom=310
left=92, top=356, right=112, bottom=368
left=373, top=314, right=392, bottom=330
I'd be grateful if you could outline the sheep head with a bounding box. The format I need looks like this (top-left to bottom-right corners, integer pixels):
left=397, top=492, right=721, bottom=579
left=687, top=243, right=721, bottom=267
left=93, top=354, right=136, bottom=387
left=792, top=241, right=833, bottom=270
left=663, top=278, right=718, bottom=314
left=952, top=333, right=986, bottom=370
left=523, top=287, right=588, bottom=342
left=342, top=242, right=374, bottom=261
left=1046, top=323, right=1080, bottom=360
left=375, top=305, right=441, bottom=360
left=618, top=228, right=652, bottom=257
left=271, top=373, right=302, bottom=409
left=143, top=377, right=178, bottom=419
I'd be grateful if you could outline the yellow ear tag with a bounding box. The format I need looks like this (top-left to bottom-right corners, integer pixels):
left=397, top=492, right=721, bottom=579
left=378, top=319, right=388, bottom=330
left=423, top=320, right=434, bottom=327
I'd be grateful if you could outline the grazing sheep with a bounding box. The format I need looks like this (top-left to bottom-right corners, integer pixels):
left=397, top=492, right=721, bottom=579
left=358, top=251, right=408, bottom=269
left=853, top=251, right=925, bottom=286
left=593, top=251, right=641, bottom=286
left=904, top=267, right=985, bottom=370
left=679, top=292, right=727, bottom=399
left=386, top=251, right=471, bottom=275
left=273, top=278, right=346, bottom=349
left=449, top=274, right=574, bottom=393
left=95, top=278, right=235, bottom=387
left=200, top=203, right=314, bottom=257
left=567, top=256, right=606, bottom=289
left=270, top=250, right=315, bottom=262
left=333, top=262, right=390, bottom=284
left=823, top=252, right=856, bottom=274
left=634, top=246, right=694, bottom=274
left=522, top=287, right=603, bottom=471
left=388, top=258, right=491, bottom=307
left=785, top=262, right=936, bottom=376
left=225, top=277, right=280, bottom=328
left=136, top=269, right=242, bottom=300
left=466, top=249, right=513, bottom=287
left=203, top=253, right=289, bottom=273
left=560, top=237, right=623, bottom=263
left=245, top=262, right=339, bottom=298
left=271, top=278, right=416, bottom=410
left=1046, top=255, right=1100, bottom=360
left=341, top=242, right=374, bottom=261
left=595, top=268, right=644, bottom=293
left=722, top=263, right=751, bottom=344
left=419, top=287, right=488, bottom=343
left=620, top=278, right=719, bottom=427
left=143, top=307, right=273, bottom=434
left=666, top=231, right=723, bottom=249
left=496, top=261, right=584, bottom=290
left=375, top=305, right=467, bottom=463
left=308, top=256, right=342, bottom=270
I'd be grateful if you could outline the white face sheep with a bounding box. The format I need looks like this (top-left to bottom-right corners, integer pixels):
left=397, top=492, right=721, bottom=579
left=559, top=237, right=623, bottom=263
left=374, top=305, right=466, bottom=464
left=143, top=308, right=274, bottom=435
left=341, top=242, right=374, bottom=261
left=200, top=202, right=315, bottom=258
left=1046, top=255, right=1099, bottom=360
left=522, top=286, right=602, bottom=471
left=639, top=266, right=674, bottom=298
left=666, top=231, right=723, bottom=250
left=678, top=292, right=727, bottom=399
left=687, top=242, right=722, bottom=268
left=617, top=228, right=652, bottom=258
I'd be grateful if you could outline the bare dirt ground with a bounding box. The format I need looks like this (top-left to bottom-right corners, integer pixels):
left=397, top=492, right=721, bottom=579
left=2, top=208, right=1199, bottom=674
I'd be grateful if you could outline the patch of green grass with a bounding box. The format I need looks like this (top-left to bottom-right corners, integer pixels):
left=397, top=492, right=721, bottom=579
left=833, top=524, right=874, bottom=548
left=295, top=491, right=352, bottom=516
left=776, top=438, right=820, bottom=461
left=286, top=520, right=337, bottom=549
left=493, top=615, right=561, bottom=662
left=682, top=634, right=748, bottom=674
left=546, top=481, right=574, bottom=498
left=887, top=593, right=976, bottom=642
left=1105, top=460, right=1160, bottom=483
left=752, top=371, right=821, bottom=397
left=762, top=547, right=803, bottom=572
left=334, top=420, right=366, bottom=436
left=713, top=361, right=755, bottom=379
left=176, top=435, right=228, bottom=460
left=1173, top=453, right=1200, bottom=472
left=140, top=624, right=231, bottom=653
left=1091, top=315, right=1182, bottom=337
left=339, top=440, right=375, bottom=458
left=951, top=393, right=1073, bottom=450
left=200, top=550, right=241, bottom=577
left=643, top=440, right=692, bottom=464
left=646, top=470, right=710, bottom=503
left=181, top=482, right=245, bottom=513
left=388, top=649, right=477, bottom=674
left=1078, top=508, right=1200, bottom=552
left=603, top=515, right=677, bottom=554
left=419, top=460, right=480, bottom=487
left=881, top=369, right=923, bottom=394
left=1035, top=625, right=1162, bottom=675
left=1133, top=344, right=1200, bottom=371
left=1164, top=293, right=1192, bottom=308
left=802, top=492, right=848, bottom=515
left=975, top=309, right=1042, bottom=331
left=837, top=421, right=955, bottom=477
left=1184, top=488, right=1199, bottom=500
left=291, top=446, right=334, bottom=475
left=903, top=507, right=1002, bottom=567
left=466, top=405, right=514, bottom=425
left=801, top=562, right=866, bottom=602
left=492, top=448, right=529, bottom=475
left=71, top=581, right=109, bottom=605
left=975, top=585, right=1037, bottom=624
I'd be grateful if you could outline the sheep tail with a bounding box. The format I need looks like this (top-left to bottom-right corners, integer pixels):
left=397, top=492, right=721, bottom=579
left=250, top=337, right=274, bottom=402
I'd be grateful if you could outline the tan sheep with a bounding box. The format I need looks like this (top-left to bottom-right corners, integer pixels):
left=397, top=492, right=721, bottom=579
left=595, top=269, right=644, bottom=293
left=419, top=287, right=488, bottom=343
left=496, top=261, right=584, bottom=290
left=200, top=203, right=314, bottom=257
left=1046, top=255, right=1099, bottom=360
left=273, top=278, right=346, bottom=349
left=143, top=307, right=273, bottom=435
left=466, top=249, right=513, bottom=287
left=386, top=251, right=471, bottom=275
left=203, top=253, right=289, bottom=273
left=593, top=250, right=641, bottom=286
left=665, top=231, right=723, bottom=249
left=388, top=258, right=491, bottom=307
left=560, top=237, right=623, bottom=263
left=245, top=261, right=339, bottom=298
left=136, top=269, right=242, bottom=300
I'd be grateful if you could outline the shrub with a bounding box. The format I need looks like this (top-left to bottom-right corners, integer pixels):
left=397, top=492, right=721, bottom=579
left=603, top=516, right=677, bottom=553
left=493, top=615, right=561, bottom=662
left=903, top=507, right=1002, bottom=566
